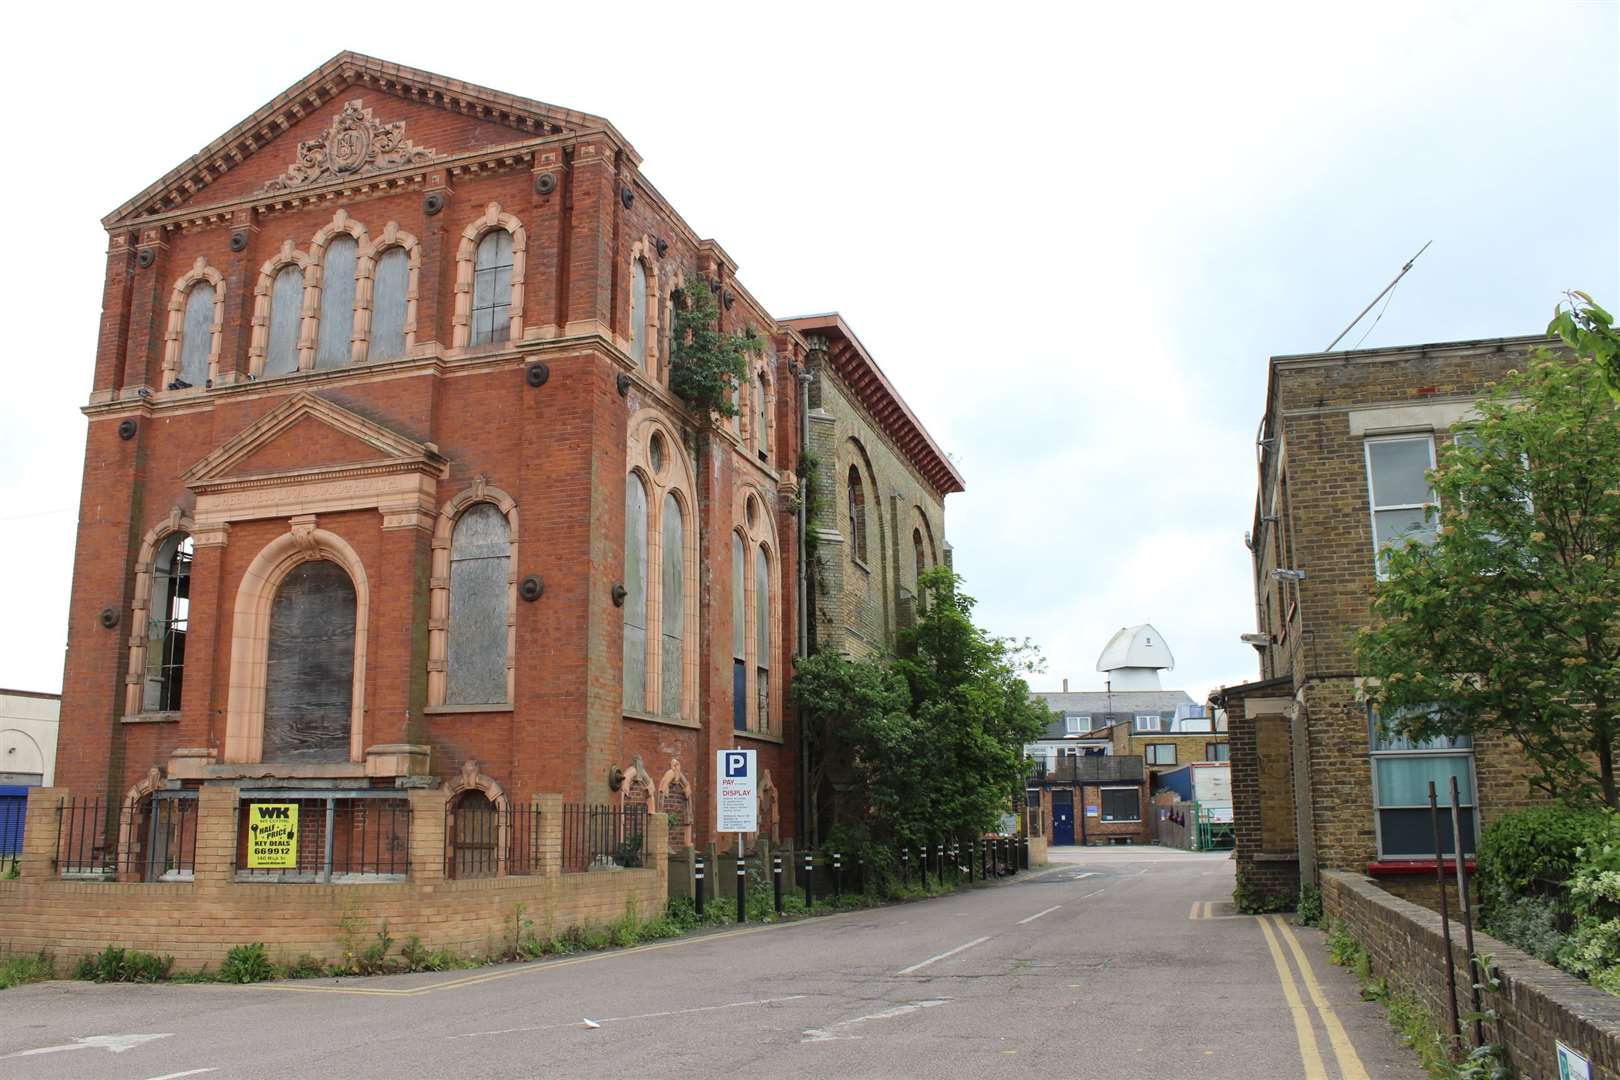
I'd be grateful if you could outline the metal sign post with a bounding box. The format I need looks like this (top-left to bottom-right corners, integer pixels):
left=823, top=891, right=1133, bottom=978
left=716, top=749, right=757, bottom=921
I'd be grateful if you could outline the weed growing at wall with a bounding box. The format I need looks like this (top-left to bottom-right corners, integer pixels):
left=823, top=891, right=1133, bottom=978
left=74, top=945, right=173, bottom=983
left=1234, top=866, right=1295, bottom=914
left=1297, top=882, right=1323, bottom=927
left=219, top=943, right=273, bottom=984
left=669, top=280, right=750, bottom=423
left=0, top=949, right=52, bottom=989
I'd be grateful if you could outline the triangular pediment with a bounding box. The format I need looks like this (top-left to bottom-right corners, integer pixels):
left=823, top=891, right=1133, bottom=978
left=184, top=393, right=446, bottom=490
left=105, top=52, right=627, bottom=226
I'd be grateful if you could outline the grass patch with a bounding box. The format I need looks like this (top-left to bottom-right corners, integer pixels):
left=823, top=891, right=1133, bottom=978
left=1, top=949, right=53, bottom=989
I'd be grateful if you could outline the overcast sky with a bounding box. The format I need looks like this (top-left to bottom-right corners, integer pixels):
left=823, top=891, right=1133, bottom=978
left=0, top=2, right=1614, bottom=702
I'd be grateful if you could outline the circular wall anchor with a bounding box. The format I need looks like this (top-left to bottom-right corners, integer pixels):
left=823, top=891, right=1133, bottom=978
left=722, top=290, right=736, bottom=310
left=99, top=607, right=120, bottom=629
left=611, top=583, right=627, bottom=607
left=608, top=764, right=626, bottom=791
left=526, top=362, right=550, bottom=387
left=519, top=575, right=544, bottom=602
left=136, top=248, right=155, bottom=269
left=423, top=192, right=446, bottom=216
left=535, top=171, right=558, bottom=195
left=229, top=229, right=249, bottom=252
left=117, top=418, right=138, bottom=441
left=620, top=186, right=635, bottom=209
left=616, top=372, right=631, bottom=397
left=654, top=237, right=668, bottom=258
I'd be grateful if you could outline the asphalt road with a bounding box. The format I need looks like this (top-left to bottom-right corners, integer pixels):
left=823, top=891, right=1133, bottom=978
left=1, top=847, right=1424, bottom=1079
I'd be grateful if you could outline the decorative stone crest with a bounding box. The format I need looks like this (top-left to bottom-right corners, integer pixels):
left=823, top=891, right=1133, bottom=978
left=262, top=100, right=438, bottom=193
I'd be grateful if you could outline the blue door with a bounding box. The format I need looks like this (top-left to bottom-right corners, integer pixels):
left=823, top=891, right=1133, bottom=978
left=1052, top=790, right=1075, bottom=845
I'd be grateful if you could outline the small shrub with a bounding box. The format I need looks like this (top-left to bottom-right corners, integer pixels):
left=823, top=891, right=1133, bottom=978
left=0, top=949, right=53, bottom=989
left=74, top=945, right=173, bottom=983
left=1478, top=805, right=1614, bottom=900
left=1482, top=881, right=1567, bottom=964
left=1233, top=868, right=1295, bottom=914
left=1297, top=883, right=1323, bottom=927
left=220, top=943, right=273, bottom=984
left=276, top=954, right=325, bottom=980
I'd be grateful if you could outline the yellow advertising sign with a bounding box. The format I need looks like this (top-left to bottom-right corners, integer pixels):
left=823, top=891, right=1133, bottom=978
left=247, top=803, right=299, bottom=869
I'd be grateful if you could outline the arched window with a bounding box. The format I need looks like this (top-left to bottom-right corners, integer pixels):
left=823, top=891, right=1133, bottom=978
left=471, top=229, right=513, bottom=346
left=913, top=528, right=927, bottom=612
left=446, top=504, right=511, bottom=705
left=623, top=473, right=650, bottom=710
left=732, top=533, right=747, bottom=732
left=263, top=560, right=356, bottom=763
left=315, top=235, right=358, bottom=369
left=755, top=373, right=770, bottom=461
left=630, top=259, right=649, bottom=370
left=370, top=246, right=409, bottom=362
left=142, top=533, right=192, bottom=712
left=264, top=265, right=304, bottom=377
left=660, top=492, right=684, bottom=716
left=178, top=282, right=215, bottom=387
left=756, top=545, right=771, bottom=730
left=847, top=465, right=869, bottom=563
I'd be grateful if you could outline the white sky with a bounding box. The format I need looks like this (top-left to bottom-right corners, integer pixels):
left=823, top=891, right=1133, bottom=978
left=0, top=2, right=1615, bottom=703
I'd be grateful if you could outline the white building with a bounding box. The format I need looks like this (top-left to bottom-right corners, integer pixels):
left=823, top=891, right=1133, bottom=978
left=0, top=689, right=59, bottom=787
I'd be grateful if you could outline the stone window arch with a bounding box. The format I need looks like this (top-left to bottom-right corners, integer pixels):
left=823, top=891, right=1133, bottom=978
left=161, top=258, right=224, bottom=390
left=308, top=210, right=373, bottom=369
left=248, top=241, right=314, bottom=378
left=367, top=222, right=420, bottom=362
left=627, top=237, right=664, bottom=374
left=733, top=483, right=782, bottom=735
left=124, top=509, right=196, bottom=718
left=428, top=479, right=519, bottom=708
left=453, top=203, right=526, bottom=348
left=658, top=758, right=692, bottom=848
left=224, top=522, right=369, bottom=763
left=754, top=365, right=774, bottom=463
left=625, top=412, right=699, bottom=720
left=445, top=761, right=512, bottom=878
left=846, top=464, right=869, bottom=564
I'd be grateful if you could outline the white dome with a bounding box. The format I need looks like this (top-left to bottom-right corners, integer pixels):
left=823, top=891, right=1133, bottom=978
left=1096, top=624, right=1175, bottom=675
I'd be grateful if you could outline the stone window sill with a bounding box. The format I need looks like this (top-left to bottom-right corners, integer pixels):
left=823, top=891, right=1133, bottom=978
left=122, top=711, right=180, bottom=725
left=425, top=703, right=514, bottom=715
left=736, top=728, right=783, bottom=745
left=1366, top=858, right=1476, bottom=876
left=623, top=710, right=700, bottom=731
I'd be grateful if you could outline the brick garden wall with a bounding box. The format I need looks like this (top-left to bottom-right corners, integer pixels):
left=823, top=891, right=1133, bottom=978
left=0, top=786, right=668, bottom=970
left=1324, top=869, right=1620, bottom=1079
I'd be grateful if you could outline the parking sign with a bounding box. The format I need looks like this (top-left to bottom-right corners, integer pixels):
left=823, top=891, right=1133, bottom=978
left=716, top=749, right=758, bottom=833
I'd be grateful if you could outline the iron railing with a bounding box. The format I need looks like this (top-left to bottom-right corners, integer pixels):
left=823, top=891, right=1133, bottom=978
left=561, top=803, right=647, bottom=873
left=235, top=795, right=410, bottom=881
left=55, top=794, right=197, bottom=879
left=1029, top=755, right=1146, bottom=784
left=444, top=803, right=543, bottom=878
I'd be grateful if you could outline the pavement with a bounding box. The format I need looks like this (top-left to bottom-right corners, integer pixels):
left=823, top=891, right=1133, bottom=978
left=0, top=846, right=1425, bottom=1079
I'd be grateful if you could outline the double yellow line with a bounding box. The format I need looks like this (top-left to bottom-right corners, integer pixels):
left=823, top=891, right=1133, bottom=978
left=1256, top=914, right=1370, bottom=1080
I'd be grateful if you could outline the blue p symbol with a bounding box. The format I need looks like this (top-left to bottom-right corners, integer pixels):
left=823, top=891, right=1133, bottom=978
left=726, top=753, right=747, bottom=778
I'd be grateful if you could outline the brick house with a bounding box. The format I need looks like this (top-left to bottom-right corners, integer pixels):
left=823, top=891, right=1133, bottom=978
left=1218, top=334, right=1553, bottom=905
left=50, top=52, right=957, bottom=872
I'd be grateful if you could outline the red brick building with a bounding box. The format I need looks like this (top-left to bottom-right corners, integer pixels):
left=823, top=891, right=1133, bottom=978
left=53, top=52, right=963, bottom=856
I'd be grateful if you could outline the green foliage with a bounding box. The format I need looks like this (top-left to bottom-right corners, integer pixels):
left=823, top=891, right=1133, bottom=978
left=219, top=942, right=273, bottom=984
left=0, top=949, right=53, bottom=990
left=276, top=953, right=326, bottom=979
left=1550, top=290, right=1620, bottom=402
left=1297, top=882, right=1323, bottom=927
left=1356, top=351, right=1620, bottom=807
left=1233, top=867, right=1295, bottom=914
left=74, top=945, right=174, bottom=983
left=668, top=279, right=751, bottom=422
left=1479, top=806, right=1615, bottom=897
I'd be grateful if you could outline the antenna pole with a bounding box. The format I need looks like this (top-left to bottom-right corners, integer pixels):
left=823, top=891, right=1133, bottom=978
left=1324, top=241, right=1432, bottom=352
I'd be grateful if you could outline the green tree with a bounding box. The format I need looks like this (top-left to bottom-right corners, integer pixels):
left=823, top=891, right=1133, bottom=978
left=791, top=648, right=912, bottom=846
left=1550, top=291, right=1620, bottom=402
left=1356, top=353, right=1620, bottom=806
left=669, top=279, right=750, bottom=422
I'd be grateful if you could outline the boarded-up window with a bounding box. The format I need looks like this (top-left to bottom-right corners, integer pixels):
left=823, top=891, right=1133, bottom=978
left=623, top=474, right=649, bottom=710
left=630, top=260, right=648, bottom=369
left=755, top=545, right=770, bottom=732
left=178, top=282, right=214, bottom=386
left=660, top=493, right=684, bottom=717
left=265, top=265, right=303, bottom=377
left=847, top=466, right=868, bottom=563
left=471, top=230, right=513, bottom=346
left=446, top=503, right=510, bottom=705
left=732, top=533, right=746, bottom=732
left=756, top=374, right=770, bottom=459
left=316, top=235, right=357, bottom=369
left=142, top=533, right=192, bottom=712
left=370, top=246, right=408, bottom=361
left=263, top=560, right=355, bottom=763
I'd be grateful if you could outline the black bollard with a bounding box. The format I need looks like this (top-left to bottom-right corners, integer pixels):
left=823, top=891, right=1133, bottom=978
left=803, top=849, right=814, bottom=909
left=1022, top=835, right=1030, bottom=870
left=773, top=852, right=784, bottom=915
left=920, top=846, right=929, bottom=890
left=902, top=846, right=911, bottom=887
left=695, top=854, right=706, bottom=917
left=834, top=851, right=843, bottom=900
left=737, top=849, right=748, bottom=923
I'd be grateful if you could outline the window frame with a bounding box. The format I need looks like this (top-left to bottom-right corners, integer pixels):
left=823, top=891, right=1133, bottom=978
left=1206, top=742, right=1230, bottom=762
left=1368, top=705, right=1478, bottom=859
left=1364, top=433, right=1439, bottom=579
left=624, top=415, right=698, bottom=723
left=1145, top=743, right=1177, bottom=766
left=427, top=485, right=519, bottom=711
left=1133, top=714, right=1163, bottom=733
left=1064, top=714, right=1089, bottom=735
left=1099, top=786, right=1141, bottom=823
left=847, top=465, right=869, bottom=566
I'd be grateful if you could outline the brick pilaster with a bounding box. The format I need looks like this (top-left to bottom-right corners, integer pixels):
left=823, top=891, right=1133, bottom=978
left=408, top=787, right=450, bottom=883
left=538, top=794, right=562, bottom=875
left=19, top=787, right=66, bottom=881
left=193, top=784, right=239, bottom=885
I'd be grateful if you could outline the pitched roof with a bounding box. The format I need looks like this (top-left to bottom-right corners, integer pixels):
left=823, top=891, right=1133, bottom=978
left=104, top=51, right=626, bottom=227
left=784, top=313, right=964, bottom=496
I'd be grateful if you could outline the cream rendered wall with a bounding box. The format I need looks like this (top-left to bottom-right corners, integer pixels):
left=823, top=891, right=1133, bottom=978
left=0, top=691, right=60, bottom=786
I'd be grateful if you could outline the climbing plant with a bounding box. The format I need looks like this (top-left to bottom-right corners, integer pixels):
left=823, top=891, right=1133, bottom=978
left=669, top=279, right=751, bottom=423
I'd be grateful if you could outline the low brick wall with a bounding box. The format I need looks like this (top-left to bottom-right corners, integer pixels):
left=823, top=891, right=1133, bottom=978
left=1324, top=869, right=1620, bottom=1079
left=0, top=785, right=667, bottom=971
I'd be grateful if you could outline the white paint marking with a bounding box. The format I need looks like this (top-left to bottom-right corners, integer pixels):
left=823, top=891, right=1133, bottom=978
left=1077, top=888, right=1105, bottom=901
left=2, top=1033, right=173, bottom=1059
left=449, top=995, right=807, bottom=1039
left=1018, top=905, right=1062, bottom=925
left=143, top=1070, right=217, bottom=1080
left=802, top=998, right=948, bottom=1042
left=897, top=936, right=990, bottom=976
left=1069, top=872, right=1095, bottom=880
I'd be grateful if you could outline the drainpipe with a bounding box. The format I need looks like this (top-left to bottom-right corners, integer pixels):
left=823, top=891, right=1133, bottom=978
left=794, top=351, right=814, bottom=845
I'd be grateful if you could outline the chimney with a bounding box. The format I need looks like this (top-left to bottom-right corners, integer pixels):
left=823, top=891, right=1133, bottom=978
left=1062, top=677, right=1069, bottom=693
